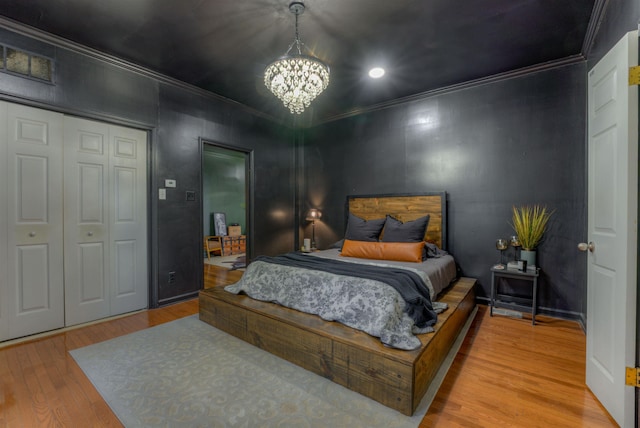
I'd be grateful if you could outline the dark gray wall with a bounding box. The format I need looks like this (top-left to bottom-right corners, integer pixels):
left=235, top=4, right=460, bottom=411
left=1, top=0, right=638, bottom=316
left=155, top=85, right=295, bottom=304
left=0, top=27, right=296, bottom=307
left=0, top=27, right=158, bottom=128
left=302, top=63, right=587, bottom=319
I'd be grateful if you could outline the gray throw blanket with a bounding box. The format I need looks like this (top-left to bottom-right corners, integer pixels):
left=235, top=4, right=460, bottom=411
left=253, top=252, right=438, bottom=328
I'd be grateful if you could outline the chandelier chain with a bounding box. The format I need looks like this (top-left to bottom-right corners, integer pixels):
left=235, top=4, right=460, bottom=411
left=295, top=9, right=302, bottom=55
left=285, top=6, right=304, bottom=56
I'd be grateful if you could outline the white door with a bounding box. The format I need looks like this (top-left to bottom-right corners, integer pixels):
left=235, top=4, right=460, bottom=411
left=5, top=102, right=65, bottom=339
left=586, top=30, right=638, bottom=427
left=64, top=118, right=148, bottom=325
left=108, top=124, right=148, bottom=315
left=0, top=102, right=8, bottom=341
left=63, top=117, right=111, bottom=325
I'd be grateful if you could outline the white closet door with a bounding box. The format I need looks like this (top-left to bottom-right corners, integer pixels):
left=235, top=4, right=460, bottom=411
left=63, top=117, right=111, bottom=326
left=109, top=124, right=148, bottom=315
left=5, top=103, right=64, bottom=339
left=64, top=118, right=148, bottom=325
left=0, top=104, right=147, bottom=337
left=0, top=102, right=8, bottom=341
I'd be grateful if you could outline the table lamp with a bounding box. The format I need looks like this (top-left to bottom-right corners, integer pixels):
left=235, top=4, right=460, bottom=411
left=305, top=208, right=322, bottom=250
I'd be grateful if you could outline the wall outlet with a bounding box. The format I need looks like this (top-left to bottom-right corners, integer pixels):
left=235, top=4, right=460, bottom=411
left=168, top=271, right=176, bottom=284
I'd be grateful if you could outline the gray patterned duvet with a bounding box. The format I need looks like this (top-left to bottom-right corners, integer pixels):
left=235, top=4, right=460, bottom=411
left=224, top=250, right=457, bottom=350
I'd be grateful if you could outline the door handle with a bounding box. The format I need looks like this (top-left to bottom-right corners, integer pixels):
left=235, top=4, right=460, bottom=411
left=28, top=231, right=36, bottom=237
left=577, top=242, right=595, bottom=252
left=87, top=231, right=93, bottom=236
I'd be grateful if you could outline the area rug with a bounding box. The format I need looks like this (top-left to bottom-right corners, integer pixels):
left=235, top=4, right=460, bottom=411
left=204, top=254, right=246, bottom=270
left=70, top=313, right=473, bottom=427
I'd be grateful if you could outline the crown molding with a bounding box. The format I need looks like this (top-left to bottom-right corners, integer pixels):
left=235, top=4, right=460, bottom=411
left=0, top=13, right=599, bottom=131
left=316, top=54, right=586, bottom=126
left=581, top=0, right=609, bottom=57
left=0, top=16, right=283, bottom=125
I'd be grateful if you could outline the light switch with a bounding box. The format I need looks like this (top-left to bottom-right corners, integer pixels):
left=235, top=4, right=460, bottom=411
left=165, top=179, right=176, bottom=188
left=159, top=188, right=166, bottom=200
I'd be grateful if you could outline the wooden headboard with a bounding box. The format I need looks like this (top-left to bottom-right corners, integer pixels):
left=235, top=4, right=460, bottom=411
left=346, top=192, right=447, bottom=250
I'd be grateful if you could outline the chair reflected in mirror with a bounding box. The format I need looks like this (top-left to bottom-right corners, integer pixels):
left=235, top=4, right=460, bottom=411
left=204, top=235, right=222, bottom=259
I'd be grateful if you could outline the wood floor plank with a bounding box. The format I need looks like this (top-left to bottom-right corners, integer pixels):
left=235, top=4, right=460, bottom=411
left=420, top=305, right=617, bottom=427
left=0, top=266, right=618, bottom=427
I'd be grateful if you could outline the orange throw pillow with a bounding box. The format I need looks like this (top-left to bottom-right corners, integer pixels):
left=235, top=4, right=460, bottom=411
left=341, top=239, right=424, bottom=263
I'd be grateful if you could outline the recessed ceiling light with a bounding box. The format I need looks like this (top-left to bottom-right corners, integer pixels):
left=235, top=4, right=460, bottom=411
left=368, top=67, right=385, bottom=79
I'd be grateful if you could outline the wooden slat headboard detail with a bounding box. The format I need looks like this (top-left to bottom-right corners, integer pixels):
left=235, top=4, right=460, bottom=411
left=347, top=192, right=447, bottom=250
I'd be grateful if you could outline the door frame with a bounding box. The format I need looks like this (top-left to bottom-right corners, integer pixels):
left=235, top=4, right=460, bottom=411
left=199, top=138, right=253, bottom=282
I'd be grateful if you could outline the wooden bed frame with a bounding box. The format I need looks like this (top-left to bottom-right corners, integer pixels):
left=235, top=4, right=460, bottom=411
left=347, top=192, right=447, bottom=249
left=199, top=192, right=477, bottom=415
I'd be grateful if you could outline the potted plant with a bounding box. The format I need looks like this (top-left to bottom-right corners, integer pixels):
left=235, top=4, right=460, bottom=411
left=510, top=205, right=554, bottom=267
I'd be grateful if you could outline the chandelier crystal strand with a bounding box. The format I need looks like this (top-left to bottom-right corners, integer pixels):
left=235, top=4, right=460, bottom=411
left=264, top=2, right=330, bottom=114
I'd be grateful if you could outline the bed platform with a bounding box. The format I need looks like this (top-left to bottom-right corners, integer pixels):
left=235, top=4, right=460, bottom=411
left=199, top=192, right=476, bottom=415
left=199, top=276, right=476, bottom=415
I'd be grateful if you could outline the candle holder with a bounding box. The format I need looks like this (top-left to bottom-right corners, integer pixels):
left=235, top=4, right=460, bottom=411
left=510, top=235, right=521, bottom=261
left=495, top=238, right=508, bottom=268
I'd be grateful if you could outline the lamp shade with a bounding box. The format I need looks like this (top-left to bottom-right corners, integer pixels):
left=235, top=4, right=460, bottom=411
left=306, top=208, right=322, bottom=221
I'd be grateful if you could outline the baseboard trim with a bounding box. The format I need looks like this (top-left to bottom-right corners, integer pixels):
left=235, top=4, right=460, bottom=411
left=158, top=290, right=200, bottom=306
left=476, top=297, right=585, bottom=324
left=0, top=308, right=146, bottom=349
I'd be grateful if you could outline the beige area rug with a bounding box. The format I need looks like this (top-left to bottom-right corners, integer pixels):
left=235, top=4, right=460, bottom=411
left=205, top=253, right=245, bottom=270
left=69, top=313, right=473, bottom=427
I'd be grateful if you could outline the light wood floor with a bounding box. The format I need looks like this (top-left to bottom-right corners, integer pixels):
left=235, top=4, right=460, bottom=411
left=0, top=265, right=617, bottom=427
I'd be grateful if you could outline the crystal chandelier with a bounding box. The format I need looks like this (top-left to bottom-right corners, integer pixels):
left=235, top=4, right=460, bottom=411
left=264, top=1, right=330, bottom=114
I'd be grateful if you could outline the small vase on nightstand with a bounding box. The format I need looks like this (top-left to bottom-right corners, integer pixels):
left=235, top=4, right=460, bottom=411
left=520, top=249, right=536, bottom=268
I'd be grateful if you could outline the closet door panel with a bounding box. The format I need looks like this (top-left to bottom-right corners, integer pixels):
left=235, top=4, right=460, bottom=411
left=114, top=239, right=136, bottom=295
left=15, top=245, right=51, bottom=311
left=77, top=243, right=105, bottom=301
left=113, top=166, right=137, bottom=299
left=109, top=125, right=147, bottom=315
left=6, top=103, right=64, bottom=339
left=63, top=117, right=110, bottom=326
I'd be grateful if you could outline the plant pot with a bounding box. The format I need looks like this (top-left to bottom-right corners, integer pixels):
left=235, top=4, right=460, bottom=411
left=520, top=249, right=536, bottom=267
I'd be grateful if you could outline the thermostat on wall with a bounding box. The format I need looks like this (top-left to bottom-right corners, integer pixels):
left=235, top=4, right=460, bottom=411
left=165, top=179, right=176, bottom=188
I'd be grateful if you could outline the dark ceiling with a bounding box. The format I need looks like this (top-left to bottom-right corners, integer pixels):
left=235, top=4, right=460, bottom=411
left=0, top=0, right=597, bottom=124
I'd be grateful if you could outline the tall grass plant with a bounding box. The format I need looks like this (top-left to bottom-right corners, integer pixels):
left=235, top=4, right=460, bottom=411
left=511, top=205, right=554, bottom=250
